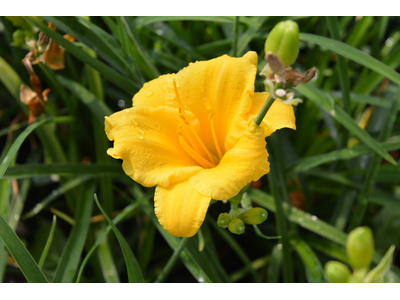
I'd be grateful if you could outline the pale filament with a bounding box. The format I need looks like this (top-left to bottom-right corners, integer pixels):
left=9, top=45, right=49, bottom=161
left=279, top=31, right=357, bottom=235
left=208, top=113, right=223, bottom=160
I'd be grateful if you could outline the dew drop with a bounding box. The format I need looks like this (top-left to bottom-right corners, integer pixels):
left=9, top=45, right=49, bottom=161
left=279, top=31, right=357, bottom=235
left=125, top=164, right=133, bottom=175
left=139, top=129, right=144, bottom=135
left=2, top=156, right=8, bottom=163
left=117, top=99, right=125, bottom=107
left=33, top=204, right=42, bottom=213
left=125, top=109, right=130, bottom=113
left=14, top=214, right=20, bottom=221
left=136, top=134, right=143, bottom=139
left=277, top=244, right=283, bottom=250
left=204, top=97, right=212, bottom=110
left=146, top=90, right=153, bottom=97
left=162, top=83, right=168, bottom=90
left=311, top=215, right=318, bottom=221
left=143, top=83, right=149, bottom=88
left=131, top=119, right=138, bottom=125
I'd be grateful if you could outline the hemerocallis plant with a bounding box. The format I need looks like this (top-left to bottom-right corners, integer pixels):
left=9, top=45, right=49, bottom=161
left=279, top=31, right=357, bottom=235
left=105, top=51, right=296, bottom=237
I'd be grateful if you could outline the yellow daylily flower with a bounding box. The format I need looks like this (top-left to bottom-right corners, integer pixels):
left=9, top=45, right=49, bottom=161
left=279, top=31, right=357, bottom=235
left=105, top=51, right=296, bottom=237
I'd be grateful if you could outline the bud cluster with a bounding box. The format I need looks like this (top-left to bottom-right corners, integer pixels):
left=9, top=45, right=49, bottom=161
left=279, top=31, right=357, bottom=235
left=217, top=206, right=268, bottom=235
left=324, top=226, right=396, bottom=283
left=261, top=20, right=316, bottom=107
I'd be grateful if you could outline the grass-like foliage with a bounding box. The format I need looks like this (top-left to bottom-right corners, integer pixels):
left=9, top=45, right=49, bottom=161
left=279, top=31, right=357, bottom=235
left=0, top=16, right=399, bottom=283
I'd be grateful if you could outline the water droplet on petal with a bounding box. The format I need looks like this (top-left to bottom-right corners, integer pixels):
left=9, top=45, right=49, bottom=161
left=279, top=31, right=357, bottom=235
left=132, top=119, right=138, bottom=125
left=204, top=97, right=212, bottom=110
left=125, top=109, right=130, bottom=113
left=143, top=83, right=149, bottom=88
left=162, top=84, right=167, bottom=90
left=136, top=134, right=143, bottom=139
left=146, top=91, right=153, bottom=97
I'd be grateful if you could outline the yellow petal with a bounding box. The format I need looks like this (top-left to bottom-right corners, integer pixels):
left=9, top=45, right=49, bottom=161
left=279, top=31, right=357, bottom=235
left=105, top=106, right=202, bottom=188
left=248, top=92, right=296, bottom=136
left=174, top=51, right=258, bottom=153
left=155, top=180, right=211, bottom=237
left=189, top=120, right=270, bottom=200
left=132, top=74, right=174, bottom=108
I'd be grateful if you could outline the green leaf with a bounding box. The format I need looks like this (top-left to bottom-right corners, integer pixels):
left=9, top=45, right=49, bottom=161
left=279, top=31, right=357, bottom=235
left=140, top=199, right=213, bottom=283
left=134, top=16, right=259, bottom=28
left=76, top=196, right=148, bottom=283
left=0, top=212, right=48, bottom=283
left=287, top=135, right=400, bottom=176
left=249, top=188, right=347, bottom=245
left=23, top=176, right=93, bottom=219
left=365, top=245, right=396, bottom=283
left=41, top=16, right=137, bottom=81
left=38, top=215, right=57, bottom=269
left=289, top=234, right=325, bottom=283
left=299, top=32, right=400, bottom=88
left=295, top=84, right=397, bottom=165
left=25, top=17, right=140, bottom=94
left=0, top=117, right=70, bottom=179
left=230, top=16, right=269, bottom=56
left=94, top=194, right=144, bottom=283
left=52, top=182, right=94, bottom=282
left=120, top=16, right=160, bottom=80
left=3, top=163, right=125, bottom=179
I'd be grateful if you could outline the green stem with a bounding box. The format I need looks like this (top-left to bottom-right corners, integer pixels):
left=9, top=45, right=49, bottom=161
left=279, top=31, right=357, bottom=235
left=38, top=215, right=57, bottom=269
left=155, top=238, right=189, bottom=283
left=232, top=16, right=239, bottom=57
left=254, top=94, right=274, bottom=126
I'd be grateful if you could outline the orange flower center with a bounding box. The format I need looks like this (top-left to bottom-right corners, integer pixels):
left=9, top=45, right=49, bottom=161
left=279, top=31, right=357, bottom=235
left=173, top=79, right=223, bottom=169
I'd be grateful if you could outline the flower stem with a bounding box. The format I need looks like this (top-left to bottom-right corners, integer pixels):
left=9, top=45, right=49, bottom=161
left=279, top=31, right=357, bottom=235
left=232, top=16, right=239, bottom=57
left=155, top=237, right=189, bottom=283
left=254, top=94, right=274, bottom=126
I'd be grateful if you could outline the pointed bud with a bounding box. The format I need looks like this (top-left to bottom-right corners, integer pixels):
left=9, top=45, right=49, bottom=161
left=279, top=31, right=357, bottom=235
left=324, top=261, right=351, bottom=283
left=217, top=213, right=232, bottom=229
left=238, top=207, right=268, bottom=225
left=346, top=226, right=374, bottom=270
left=265, top=20, right=299, bottom=66
left=228, top=218, right=245, bottom=235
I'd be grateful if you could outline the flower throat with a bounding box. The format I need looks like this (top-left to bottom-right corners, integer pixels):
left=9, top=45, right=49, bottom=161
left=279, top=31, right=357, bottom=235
left=173, top=79, right=223, bottom=169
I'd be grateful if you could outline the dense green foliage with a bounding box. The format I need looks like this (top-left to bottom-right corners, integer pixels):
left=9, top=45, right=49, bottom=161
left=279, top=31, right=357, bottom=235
left=0, top=16, right=399, bottom=283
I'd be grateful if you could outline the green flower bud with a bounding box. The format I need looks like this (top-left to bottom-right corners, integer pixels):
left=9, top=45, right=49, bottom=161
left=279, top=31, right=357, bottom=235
left=324, top=261, right=351, bottom=283
left=264, top=20, right=299, bottom=66
left=228, top=218, right=245, bottom=235
left=238, top=207, right=268, bottom=225
left=12, top=30, right=26, bottom=47
left=346, top=226, right=374, bottom=270
left=217, top=213, right=232, bottom=228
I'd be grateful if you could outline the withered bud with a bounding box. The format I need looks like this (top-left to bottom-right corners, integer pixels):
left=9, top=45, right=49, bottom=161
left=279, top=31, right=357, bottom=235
left=265, top=52, right=286, bottom=76
left=38, top=32, right=50, bottom=51
left=302, top=67, right=317, bottom=84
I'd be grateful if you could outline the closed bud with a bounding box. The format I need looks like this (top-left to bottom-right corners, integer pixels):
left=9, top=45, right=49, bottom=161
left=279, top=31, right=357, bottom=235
left=265, top=20, right=299, bottom=66
left=217, top=213, right=232, bottom=228
left=12, top=30, right=26, bottom=47
left=324, top=261, right=351, bottom=283
left=238, top=207, right=268, bottom=225
left=346, top=226, right=374, bottom=270
left=228, top=218, right=245, bottom=235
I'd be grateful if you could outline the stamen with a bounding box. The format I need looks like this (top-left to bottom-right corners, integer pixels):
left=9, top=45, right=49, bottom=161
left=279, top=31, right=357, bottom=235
left=178, top=133, right=215, bottom=169
left=173, top=79, right=185, bottom=115
left=209, top=113, right=223, bottom=159
left=174, top=80, right=219, bottom=165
